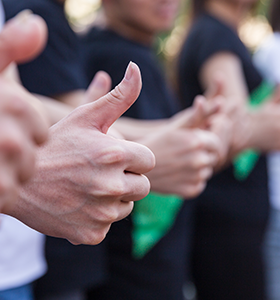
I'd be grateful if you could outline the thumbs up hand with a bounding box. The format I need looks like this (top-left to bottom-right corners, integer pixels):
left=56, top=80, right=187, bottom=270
left=5, top=62, right=155, bottom=245
left=0, top=11, right=48, bottom=212
left=137, top=95, right=222, bottom=199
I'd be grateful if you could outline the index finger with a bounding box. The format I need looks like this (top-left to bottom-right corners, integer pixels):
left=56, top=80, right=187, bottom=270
left=121, top=140, right=156, bottom=175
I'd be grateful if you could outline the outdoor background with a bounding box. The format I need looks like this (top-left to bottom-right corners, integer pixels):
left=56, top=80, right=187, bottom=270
left=65, top=0, right=272, bottom=58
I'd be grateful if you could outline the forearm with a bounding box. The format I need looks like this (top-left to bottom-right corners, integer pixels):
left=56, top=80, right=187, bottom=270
left=113, top=117, right=169, bottom=141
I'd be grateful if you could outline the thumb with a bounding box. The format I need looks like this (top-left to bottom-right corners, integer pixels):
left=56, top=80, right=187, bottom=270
left=81, top=62, right=142, bottom=133
left=0, top=10, right=47, bottom=72
left=84, top=71, right=112, bottom=105
left=172, top=95, right=220, bottom=129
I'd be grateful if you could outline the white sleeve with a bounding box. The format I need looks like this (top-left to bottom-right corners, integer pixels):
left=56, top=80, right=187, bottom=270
left=253, top=33, right=280, bottom=85
left=269, top=34, right=280, bottom=83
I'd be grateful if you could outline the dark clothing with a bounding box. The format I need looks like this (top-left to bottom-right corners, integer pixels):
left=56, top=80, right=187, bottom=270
left=81, top=28, right=192, bottom=300
left=82, top=28, right=180, bottom=119
left=3, top=0, right=105, bottom=297
left=178, top=13, right=269, bottom=300
left=3, top=0, right=87, bottom=97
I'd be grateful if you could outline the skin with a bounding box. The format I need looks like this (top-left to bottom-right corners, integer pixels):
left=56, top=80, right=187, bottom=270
left=1, top=11, right=155, bottom=244
left=4, top=62, right=156, bottom=245
left=101, top=0, right=231, bottom=198
left=103, top=0, right=181, bottom=45
left=0, top=11, right=48, bottom=212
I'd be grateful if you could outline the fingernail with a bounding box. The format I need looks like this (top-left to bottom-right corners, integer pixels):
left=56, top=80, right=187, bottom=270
left=124, top=61, right=134, bottom=81
left=14, top=10, right=33, bottom=25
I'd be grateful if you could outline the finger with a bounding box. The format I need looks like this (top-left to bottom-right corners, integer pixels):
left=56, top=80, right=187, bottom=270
left=191, top=129, right=222, bottom=154
left=121, top=173, right=151, bottom=203
left=85, top=71, right=112, bottom=104
left=174, top=96, right=220, bottom=129
left=82, top=62, right=142, bottom=133
left=121, top=140, right=156, bottom=175
left=0, top=10, right=47, bottom=72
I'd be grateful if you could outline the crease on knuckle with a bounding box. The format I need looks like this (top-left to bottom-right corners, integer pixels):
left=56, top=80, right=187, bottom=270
left=108, top=84, right=125, bottom=104
left=97, top=206, right=120, bottom=225
left=96, top=145, right=126, bottom=165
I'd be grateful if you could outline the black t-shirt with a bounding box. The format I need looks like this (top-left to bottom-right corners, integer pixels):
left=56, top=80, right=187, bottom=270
left=3, top=0, right=87, bottom=97
left=81, top=27, right=180, bottom=119
left=178, top=12, right=262, bottom=107
left=3, top=0, right=105, bottom=296
left=178, top=13, right=269, bottom=300
left=81, top=28, right=192, bottom=300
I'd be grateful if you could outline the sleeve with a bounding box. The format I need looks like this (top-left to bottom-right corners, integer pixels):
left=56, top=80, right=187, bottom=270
left=14, top=2, right=87, bottom=97
left=194, top=20, right=242, bottom=72
left=268, top=36, right=280, bottom=83
left=253, top=34, right=280, bottom=85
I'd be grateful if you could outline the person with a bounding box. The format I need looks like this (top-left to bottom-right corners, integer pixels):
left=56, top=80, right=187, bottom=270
left=2, top=1, right=155, bottom=300
left=177, top=0, right=280, bottom=299
left=80, top=0, right=231, bottom=299
left=253, top=0, right=280, bottom=299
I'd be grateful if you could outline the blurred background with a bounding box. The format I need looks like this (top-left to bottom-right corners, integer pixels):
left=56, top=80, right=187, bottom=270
left=65, top=0, right=272, bottom=60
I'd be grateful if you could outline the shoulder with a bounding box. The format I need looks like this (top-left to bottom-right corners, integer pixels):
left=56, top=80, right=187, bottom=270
left=190, top=14, right=241, bottom=50
left=182, top=13, right=248, bottom=70
left=81, top=28, right=154, bottom=80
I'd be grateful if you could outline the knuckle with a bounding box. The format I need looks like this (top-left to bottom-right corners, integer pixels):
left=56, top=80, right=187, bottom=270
left=4, top=138, right=23, bottom=157
left=9, top=95, right=30, bottom=117
left=98, top=206, right=120, bottom=224
left=184, top=182, right=206, bottom=199
left=0, top=178, right=16, bottom=197
left=71, top=227, right=109, bottom=245
left=108, top=181, right=127, bottom=197
left=108, top=84, right=125, bottom=103
left=189, top=152, right=207, bottom=169
left=96, top=145, right=126, bottom=165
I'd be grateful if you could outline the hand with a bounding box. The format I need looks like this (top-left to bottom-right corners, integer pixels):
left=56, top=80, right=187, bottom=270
left=140, top=96, right=222, bottom=199
left=0, top=11, right=48, bottom=212
left=5, top=62, right=155, bottom=245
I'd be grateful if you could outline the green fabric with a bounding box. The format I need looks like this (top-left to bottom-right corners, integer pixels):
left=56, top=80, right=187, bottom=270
left=233, top=81, right=274, bottom=180
left=132, top=192, right=183, bottom=259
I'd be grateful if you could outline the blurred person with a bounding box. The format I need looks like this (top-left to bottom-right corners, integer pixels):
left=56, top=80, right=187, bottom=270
left=2, top=1, right=154, bottom=300
left=80, top=0, right=231, bottom=299
left=253, top=0, right=280, bottom=299
left=177, top=0, right=280, bottom=299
